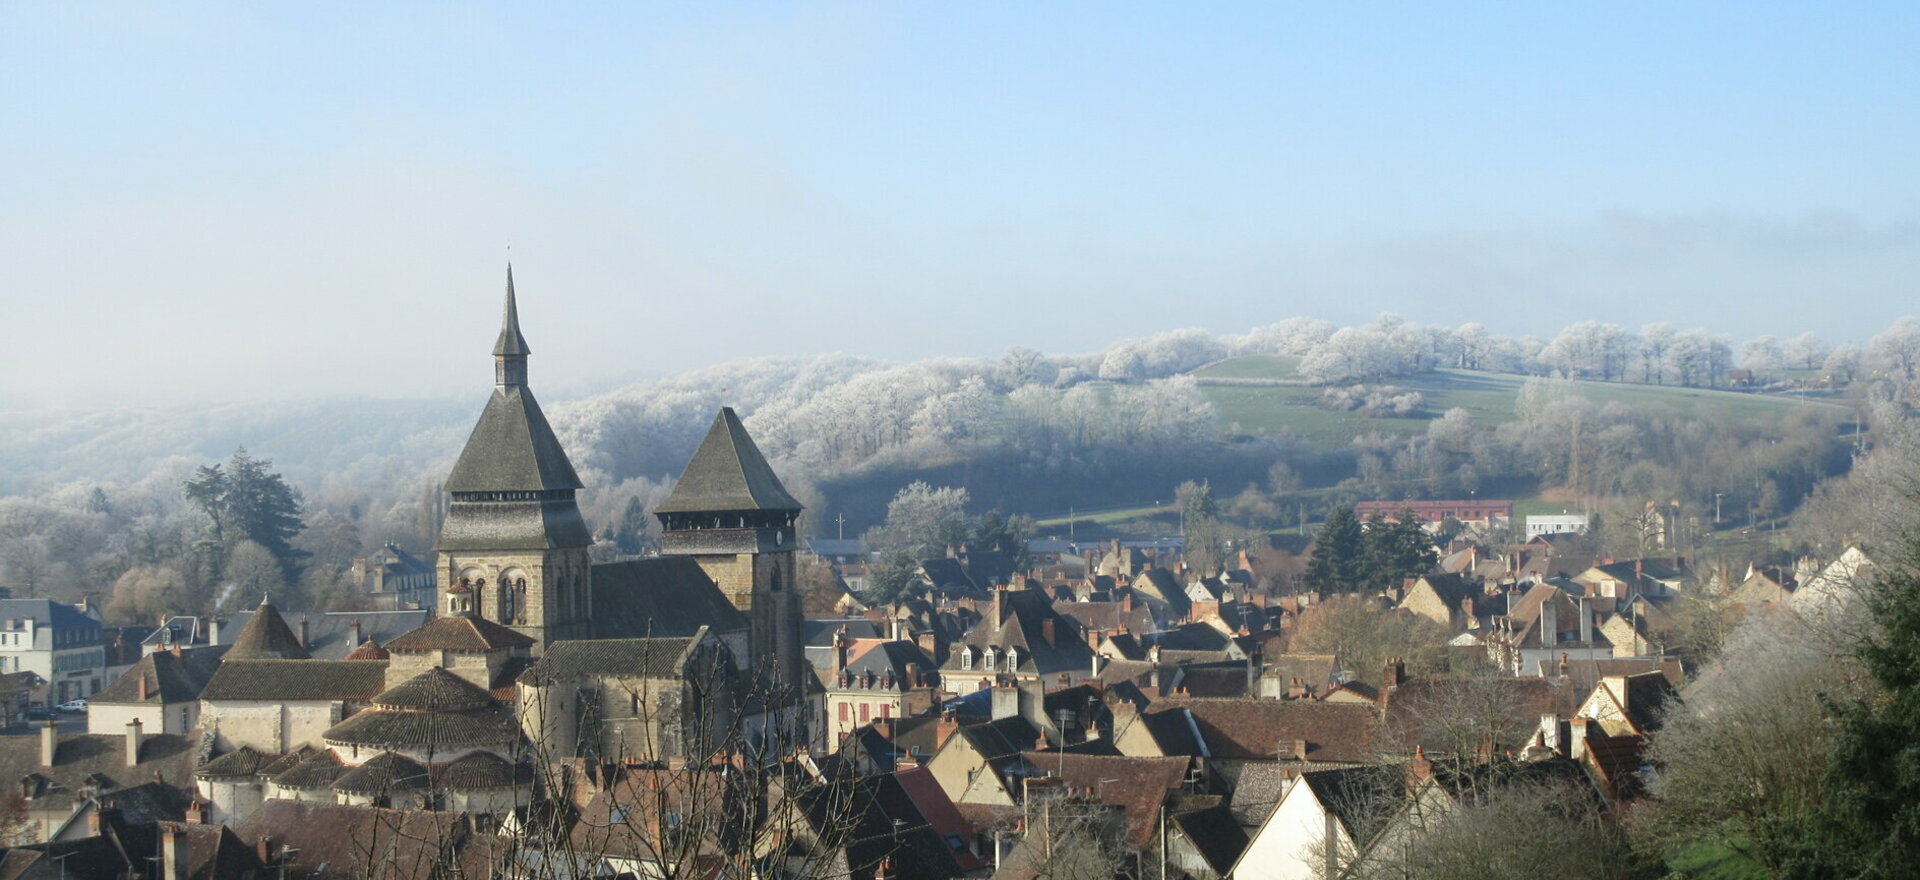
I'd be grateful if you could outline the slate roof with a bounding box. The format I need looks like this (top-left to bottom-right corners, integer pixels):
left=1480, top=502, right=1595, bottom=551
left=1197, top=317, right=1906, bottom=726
left=443, top=378, right=583, bottom=495
left=492, top=266, right=530, bottom=357
left=200, top=660, right=389, bottom=702
left=432, top=751, right=531, bottom=790
left=836, top=640, right=936, bottom=689
left=945, top=589, right=1095, bottom=677
left=220, top=610, right=430, bottom=660
left=92, top=646, right=227, bottom=705
left=270, top=751, right=346, bottom=790
left=0, top=728, right=200, bottom=804
left=1260, top=653, right=1339, bottom=695
left=323, top=704, right=519, bottom=752
left=519, top=635, right=701, bottom=684
left=225, top=600, right=310, bottom=661
left=1171, top=802, right=1250, bottom=875
left=384, top=615, right=534, bottom=654
left=1299, top=765, right=1403, bottom=842
left=1016, top=752, right=1190, bottom=847
left=196, top=746, right=276, bottom=779
left=1150, top=698, right=1381, bottom=764
left=330, top=753, right=431, bottom=794
left=231, top=801, right=479, bottom=880
left=589, top=557, right=747, bottom=638
left=1052, top=600, right=1154, bottom=640
left=654, top=407, right=801, bottom=514
left=1381, top=674, right=1576, bottom=754
left=372, top=667, right=496, bottom=712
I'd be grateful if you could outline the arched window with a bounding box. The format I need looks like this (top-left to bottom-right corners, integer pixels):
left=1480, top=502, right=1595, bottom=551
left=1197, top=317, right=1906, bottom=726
left=983, top=647, right=997, bottom=670
left=960, top=648, right=973, bottom=671
left=1005, top=647, right=1019, bottom=672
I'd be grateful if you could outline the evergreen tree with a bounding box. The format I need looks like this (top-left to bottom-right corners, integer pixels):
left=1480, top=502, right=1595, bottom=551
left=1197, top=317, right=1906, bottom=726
left=971, top=510, right=1034, bottom=573
left=1362, top=506, right=1438, bottom=588
left=1305, top=505, right=1365, bottom=593
left=615, top=496, right=650, bottom=555
left=181, top=447, right=308, bottom=583
left=1798, top=542, right=1920, bottom=878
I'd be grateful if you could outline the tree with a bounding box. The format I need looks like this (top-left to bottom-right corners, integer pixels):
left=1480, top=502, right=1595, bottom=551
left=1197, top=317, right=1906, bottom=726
left=106, top=564, right=191, bottom=624
left=1306, top=506, right=1366, bottom=593
left=1288, top=596, right=1450, bottom=687
left=223, top=539, right=288, bottom=612
left=614, top=496, right=650, bottom=555
left=970, top=510, right=1033, bottom=572
left=1356, top=777, right=1649, bottom=880
left=862, top=482, right=969, bottom=559
left=1363, top=508, right=1435, bottom=588
left=182, top=448, right=308, bottom=580
left=861, top=552, right=921, bottom=605
left=1803, top=540, right=1920, bottom=878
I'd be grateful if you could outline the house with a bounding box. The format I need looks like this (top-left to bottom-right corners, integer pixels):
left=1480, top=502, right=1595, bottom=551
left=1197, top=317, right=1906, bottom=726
left=822, top=639, right=938, bottom=742
left=1256, top=653, right=1338, bottom=700
left=1355, top=499, right=1512, bottom=528
left=1525, top=513, right=1589, bottom=537
left=1396, top=574, right=1478, bottom=631
left=0, top=719, right=200, bottom=843
left=0, top=599, right=106, bottom=705
left=1574, top=557, right=1695, bottom=601
left=940, top=588, right=1096, bottom=693
left=348, top=543, right=436, bottom=611
left=87, top=645, right=226, bottom=736
left=1230, top=765, right=1400, bottom=880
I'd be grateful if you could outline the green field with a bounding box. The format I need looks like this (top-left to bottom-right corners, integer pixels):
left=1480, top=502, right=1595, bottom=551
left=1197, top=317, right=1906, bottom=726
left=1198, top=359, right=1845, bottom=446
left=1191, top=355, right=1303, bottom=380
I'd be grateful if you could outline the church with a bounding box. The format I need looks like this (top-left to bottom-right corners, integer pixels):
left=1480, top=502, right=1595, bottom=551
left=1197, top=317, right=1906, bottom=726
left=190, top=268, right=818, bottom=820
left=439, top=266, right=816, bottom=751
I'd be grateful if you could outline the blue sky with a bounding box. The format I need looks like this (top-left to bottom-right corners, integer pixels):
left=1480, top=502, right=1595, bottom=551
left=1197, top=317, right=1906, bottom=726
left=4, top=3, right=1917, bottom=406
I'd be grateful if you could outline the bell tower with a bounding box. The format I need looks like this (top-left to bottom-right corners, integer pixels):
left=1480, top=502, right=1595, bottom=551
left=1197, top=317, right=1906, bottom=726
left=655, top=408, right=807, bottom=701
left=435, top=266, right=592, bottom=652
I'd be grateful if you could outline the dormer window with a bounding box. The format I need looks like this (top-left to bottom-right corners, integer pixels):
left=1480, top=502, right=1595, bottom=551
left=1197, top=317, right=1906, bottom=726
left=961, top=649, right=974, bottom=671
left=983, top=647, right=997, bottom=669
left=1005, top=647, right=1019, bottom=672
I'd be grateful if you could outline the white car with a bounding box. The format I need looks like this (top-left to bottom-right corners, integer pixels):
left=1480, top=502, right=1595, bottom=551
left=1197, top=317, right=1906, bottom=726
left=55, top=699, right=86, bottom=713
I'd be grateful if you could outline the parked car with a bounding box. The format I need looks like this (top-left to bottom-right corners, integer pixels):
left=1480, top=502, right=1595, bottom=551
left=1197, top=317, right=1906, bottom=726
left=23, top=706, right=53, bottom=721
left=56, top=699, right=86, bottom=713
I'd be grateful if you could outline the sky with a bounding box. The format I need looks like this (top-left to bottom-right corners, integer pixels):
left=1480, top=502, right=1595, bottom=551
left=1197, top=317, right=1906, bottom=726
left=3, top=2, right=1918, bottom=408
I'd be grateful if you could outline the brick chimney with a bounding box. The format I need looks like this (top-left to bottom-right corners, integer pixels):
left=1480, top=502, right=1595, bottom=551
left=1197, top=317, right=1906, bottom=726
left=137, top=675, right=148, bottom=701
left=1041, top=618, right=1055, bottom=648
left=185, top=800, right=206, bottom=824
left=936, top=710, right=958, bottom=751
left=1383, top=657, right=1405, bottom=689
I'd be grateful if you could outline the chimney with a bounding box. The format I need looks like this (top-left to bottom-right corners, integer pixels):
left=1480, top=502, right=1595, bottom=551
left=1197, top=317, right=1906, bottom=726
left=40, top=719, right=57, bottom=766
left=209, top=617, right=221, bottom=645
left=348, top=619, right=363, bottom=648
left=1091, top=652, right=1105, bottom=677
left=1569, top=718, right=1590, bottom=760
left=1122, top=592, right=1133, bottom=612
left=125, top=718, right=145, bottom=767
left=1539, top=593, right=1558, bottom=646
left=1539, top=714, right=1562, bottom=754
left=936, top=710, right=958, bottom=751
left=874, top=718, right=893, bottom=741
left=163, top=825, right=187, bottom=880
left=1383, top=657, right=1405, bottom=689
left=991, top=682, right=1019, bottom=721
left=137, top=675, right=148, bottom=701
left=256, top=837, right=272, bottom=866
left=1288, top=678, right=1308, bottom=700
left=1041, top=619, right=1055, bottom=647
left=185, top=800, right=206, bottom=824
left=992, top=587, right=1004, bottom=632
left=1408, top=745, right=1433, bottom=786
left=895, top=751, right=919, bottom=772
left=298, top=618, right=310, bottom=648
left=834, top=626, right=851, bottom=671
left=1578, top=596, right=1593, bottom=644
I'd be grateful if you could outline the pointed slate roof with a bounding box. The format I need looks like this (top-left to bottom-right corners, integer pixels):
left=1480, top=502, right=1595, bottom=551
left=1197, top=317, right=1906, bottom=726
left=655, top=407, right=801, bottom=513
left=443, top=271, right=582, bottom=494
left=443, top=385, right=583, bottom=493
left=225, top=599, right=310, bottom=661
left=493, top=265, right=530, bottom=357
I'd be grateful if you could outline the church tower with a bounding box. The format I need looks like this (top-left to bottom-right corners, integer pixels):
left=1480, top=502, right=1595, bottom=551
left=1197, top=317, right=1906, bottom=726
left=435, top=267, right=592, bottom=652
left=655, top=409, right=807, bottom=699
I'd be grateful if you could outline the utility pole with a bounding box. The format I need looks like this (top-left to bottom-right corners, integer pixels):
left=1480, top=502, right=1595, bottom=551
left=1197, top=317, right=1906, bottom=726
left=835, top=513, right=846, bottom=541
left=1714, top=492, right=1725, bottom=526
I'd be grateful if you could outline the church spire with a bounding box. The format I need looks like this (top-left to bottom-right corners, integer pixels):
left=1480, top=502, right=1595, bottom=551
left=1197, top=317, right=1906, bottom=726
left=494, top=264, right=530, bottom=386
